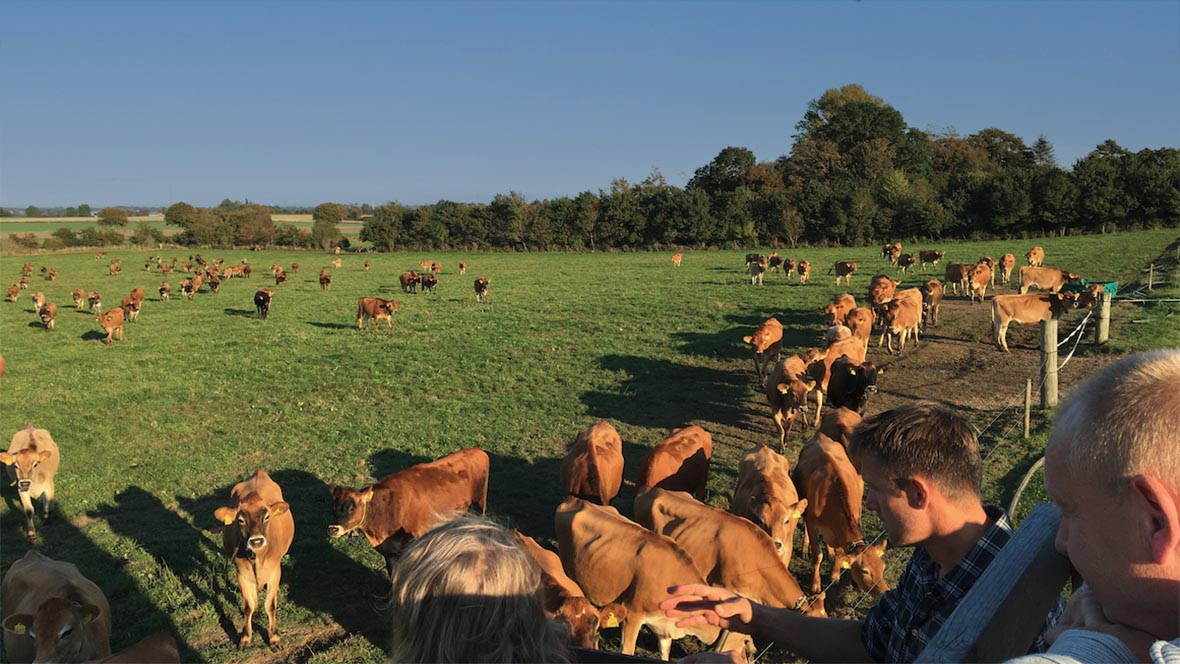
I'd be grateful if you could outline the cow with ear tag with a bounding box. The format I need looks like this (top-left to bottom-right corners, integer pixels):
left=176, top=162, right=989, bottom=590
left=1, top=550, right=111, bottom=664
left=214, top=470, right=294, bottom=648
left=1, top=426, right=60, bottom=539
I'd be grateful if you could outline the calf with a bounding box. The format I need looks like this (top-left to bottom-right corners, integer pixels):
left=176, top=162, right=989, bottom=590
left=1, top=427, right=60, bottom=538
left=920, top=278, right=944, bottom=329
left=999, top=253, right=1017, bottom=284
left=1019, top=266, right=1080, bottom=295
left=159, top=282, right=171, bottom=301
left=560, top=420, right=624, bottom=505
left=797, top=259, right=811, bottom=284
left=400, top=271, right=420, bottom=294
left=120, top=296, right=141, bottom=323
left=214, top=470, right=294, bottom=648
left=748, top=256, right=768, bottom=285
left=420, top=273, right=438, bottom=293
left=71, top=288, right=86, bottom=309
left=319, top=270, right=332, bottom=290
left=38, top=302, right=57, bottom=331
left=515, top=532, right=605, bottom=649
left=731, top=443, right=808, bottom=567
left=742, top=316, right=783, bottom=384
left=765, top=355, right=816, bottom=450
left=897, top=253, right=916, bottom=273
left=7, top=284, right=19, bottom=302
left=819, top=406, right=862, bottom=450
left=473, top=277, right=490, bottom=303
left=96, top=307, right=124, bottom=345
left=919, top=249, right=945, bottom=270
left=1026, top=245, right=1045, bottom=267
left=830, top=260, right=857, bottom=286
left=459, top=261, right=467, bottom=274
left=356, top=297, right=399, bottom=330
left=635, top=425, right=712, bottom=497
left=254, top=288, right=273, bottom=319
left=88, top=291, right=103, bottom=313
left=1, top=550, right=111, bottom=663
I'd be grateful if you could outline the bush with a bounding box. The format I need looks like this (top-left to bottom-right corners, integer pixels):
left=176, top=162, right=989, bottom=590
left=8, top=233, right=40, bottom=249
left=41, top=237, right=66, bottom=251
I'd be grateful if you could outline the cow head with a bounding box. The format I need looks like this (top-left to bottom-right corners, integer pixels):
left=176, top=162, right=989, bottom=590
left=553, top=596, right=602, bottom=649
left=1074, top=284, right=1103, bottom=309
left=215, top=492, right=289, bottom=557
left=748, top=494, right=808, bottom=559
left=777, top=374, right=816, bottom=414
left=831, top=360, right=879, bottom=413
left=327, top=483, right=373, bottom=538
left=0, top=447, right=52, bottom=493
left=381, top=300, right=400, bottom=316
left=833, top=539, right=889, bottom=595
left=798, top=591, right=827, bottom=617
left=2, top=596, right=103, bottom=663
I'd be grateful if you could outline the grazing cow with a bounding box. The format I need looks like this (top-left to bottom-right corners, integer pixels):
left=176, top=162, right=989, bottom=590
left=459, top=261, right=467, bottom=275
left=670, top=253, right=682, bottom=268
left=844, top=306, right=874, bottom=351
left=2, top=427, right=60, bottom=539
left=748, top=256, right=768, bottom=285
left=999, top=253, right=1017, bottom=284
left=804, top=334, right=868, bottom=427
left=399, top=271, right=420, bottom=294
left=765, top=355, right=816, bottom=450
left=824, top=356, right=880, bottom=414
left=897, top=253, right=916, bottom=273
left=554, top=498, right=756, bottom=660
left=30, top=291, right=45, bottom=312
left=821, top=293, right=857, bottom=327
left=819, top=407, right=862, bottom=450
left=829, top=260, right=857, bottom=286
left=792, top=434, right=890, bottom=594
left=290, top=262, right=299, bottom=274
left=635, top=488, right=824, bottom=617
left=767, top=252, right=783, bottom=272
left=991, top=289, right=1097, bottom=352
left=38, top=302, right=57, bottom=331
left=331, top=258, right=342, bottom=269
left=731, top=443, right=808, bottom=567
left=920, top=278, right=944, bottom=329
left=159, top=282, right=170, bottom=301
left=364, top=260, right=371, bottom=272
left=1019, top=266, right=1081, bottom=295
left=19, top=275, right=29, bottom=290
left=473, top=277, right=490, bottom=303
left=515, top=531, right=605, bottom=649
left=977, top=256, right=996, bottom=287
left=96, top=630, right=180, bottom=663
left=1025, top=245, right=1045, bottom=267
left=944, top=262, right=973, bottom=295
left=420, top=273, right=438, bottom=293
left=328, top=448, right=490, bottom=575
left=120, top=297, right=141, bottom=323
left=430, top=261, right=441, bottom=274
left=71, top=288, right=86, bottom=309
left=1, top=550, right=111, bottom=663
left=742, top=316, right=783, bottom=384
left=968, top=262, right=992, bottom=304
left=254, top=288, right=273, bottom=319
left=560, top=420, right=624, bottom=506
left=797, top=259, right=811, bottom=284
left=356, top=297, right=399, bottom=330
left=318, top=270, right=332, bottom=290
left=214, top=470, right=295, bottom=648
left=880, top=296, right=921, bottom=354
left=635, top=425, right=713, bottom=497
left=7, top=284, right=20, bottom=302
left=918, top=249, right=946, bottom=270
left=96, top=307, right=124, bottom=345
left=866, top=274, right=901, bottom=309
left=87, top=291, right=102, bottom=313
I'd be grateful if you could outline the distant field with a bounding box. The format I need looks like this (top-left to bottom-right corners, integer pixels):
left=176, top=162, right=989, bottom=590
left=1, top=214, right=360, bottom=238
left=0, top=229, right=1177, bottom=663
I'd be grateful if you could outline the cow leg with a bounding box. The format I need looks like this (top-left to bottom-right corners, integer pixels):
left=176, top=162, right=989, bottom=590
left=997, top=322, right=1010, bottom=352
left=773, top=409, right=787, bottom=453
left=887, top=332, right=896, bottom=355
left=356, top=315, right=364, bottom=330
left=18, top=490, right=36, bottom=537
left=262, top=569, right=282, bottom=646
left=41, top=484, right=53, bottom=519
left=657, top=635, right=674, bottom=661
left=813, top=391, right=824, bottom=429
left=236, top=571, right=258, bottom=648
left=620, top=617, right=643, bottom=656
left=912, top=325, right=919, bottom=347
left=809, top=526, right=824, bottom=593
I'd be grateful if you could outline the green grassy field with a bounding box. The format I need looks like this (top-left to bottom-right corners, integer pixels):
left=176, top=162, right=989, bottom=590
left=0, top=229, right=1177, bottom=663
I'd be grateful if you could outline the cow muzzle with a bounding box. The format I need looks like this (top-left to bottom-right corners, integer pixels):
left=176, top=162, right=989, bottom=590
left=247, top=536, right=266, bottom=550
left=17, top=480, right=31, bottom=492
left=327, top=524, right=347, bottom=538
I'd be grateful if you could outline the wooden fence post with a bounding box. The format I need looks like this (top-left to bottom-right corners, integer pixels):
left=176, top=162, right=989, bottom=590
left=1148, top=264, right=1155, bottom=291
left=1024, top=379, right=1032, bottom=438
left=1040, top=319, right=1058, bottom=408
left=1095, top=290, right=1111, bottom=344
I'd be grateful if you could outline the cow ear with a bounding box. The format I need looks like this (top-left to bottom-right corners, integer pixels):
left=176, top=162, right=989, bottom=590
left=358, top=487, right=374, bottom=503
left=742, top=335, right=753, bottom=345
left=876, top=367, right=885, bottom=376
left=599, top=602, right=628, bottom=628
left=214, top=507, right=236, bottom=525
left=38, top=450, right=53, bottom=462
left=269, top=501, right=290, bottom=517
left=788, top=498, right=808, bottom=520
left=3, top=614, right=32, bottom=634
left=776, top=383, right=790, bottom=395
left=79, top=604, right=101, bottom=623
left=0, top=453, right=12, bottom=466
left=872, top=539, right=888, bottom=554
left=327, top=482, right=337, bottom=495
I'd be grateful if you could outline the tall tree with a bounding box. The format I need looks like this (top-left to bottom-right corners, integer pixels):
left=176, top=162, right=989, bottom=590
left=687, top=147, right=756, bottom=195
left=96, top=206, right=129, bottom=226
left=25, top=205, right=40, bottom=217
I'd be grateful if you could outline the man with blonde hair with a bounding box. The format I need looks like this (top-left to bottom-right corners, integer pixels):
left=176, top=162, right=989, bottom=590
left=1010, top=350, right=1180, bottom=663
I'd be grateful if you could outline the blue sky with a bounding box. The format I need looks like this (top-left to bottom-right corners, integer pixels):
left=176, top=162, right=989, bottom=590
left=2, top=1, right=1177, bottom=208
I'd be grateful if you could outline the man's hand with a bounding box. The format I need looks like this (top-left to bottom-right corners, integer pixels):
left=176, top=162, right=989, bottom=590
left=660, top=584, right=755, bottom=632
left=1047, top=584, right=1158, bottom=661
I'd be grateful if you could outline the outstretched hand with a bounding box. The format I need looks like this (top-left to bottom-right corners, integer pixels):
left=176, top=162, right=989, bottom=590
left=660, top=584, right=755, bottom=633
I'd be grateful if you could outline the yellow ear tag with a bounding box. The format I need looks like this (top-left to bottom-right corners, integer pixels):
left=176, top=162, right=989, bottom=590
left=840, top=560, right=851, bottom=570
left=792, top=510, right=804, bottom=519
left=605, top=612, right=619, bottom=628
left=83, top=612, right=94, bottom=623
left=222, top=514, right=235, bottom=525
left=849, top=369, right=857, bottom=375
left=11, top=623, right=26, bottom=634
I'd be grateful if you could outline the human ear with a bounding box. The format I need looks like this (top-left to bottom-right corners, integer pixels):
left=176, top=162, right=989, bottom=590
left=1130, top=474, right=1180, bottom=565
left=901, top=477, right=929, bottom=509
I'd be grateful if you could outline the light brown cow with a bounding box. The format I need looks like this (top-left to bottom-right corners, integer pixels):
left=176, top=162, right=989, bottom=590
left=742, top=316, right=783, bottom=384
left=273, top=270, right=286, bottom=287
left=515, top=531, right=605, bottom=649
left=159, top=282, right=170, bottom=301
left=7, top=283, right=20, bottom=302
left=635, top=425, right=713, bottom=497
left=46, top=268, right=56, bottom=282
left=96, top=306, right=124, bottom=345
left=328, top=448, right=490, bottom=575
left=356, top=297, right=399, bottom=330
left=830, top=260, right=857, bottom=286
left=71, top=288, right=86, bottom=309
left=38, top=302, right=57, bottom=331
left=818, top=406, right=862, bottom=450
left=87, top=291, right=102, bottom=313
left=765, top=355, right=816, bottom=450
left=290, top=262, right=299, bottom=274
left=792, top=434, right=889, bottom=594
left=2, top=427, right=60, bottom=539
left=991, top=290, right=1096, bottom=352
left=920, top=279, right=944, bottom=328
left=882, top=242, right=902, bottom=267
left=749, top=256, right=768, bottom=285
left=474, top=277, right=491, bottom=303
left=797, top=259, right=811, bottom=284
left=459, top=261, right=467, bottom=275
left=430, top=261, right=441, bottom=274
left=866, top=274, right=900, bottom=308
left=821, top=293, right=857, bottom=327
left=880, top=296, right=921, bottom=354
left=999, top=253, right=1017, bottom=284
left=1025, top=245, right=1045, bottom=267
left=636, top=488, right=824, bottom=617
left=1019, top=266, right=1081, bottom=295
left=844, top=306, right=874, bottom=351
left=214, top=470, right=294, bottom=648
left=560, top=420, right=624, bottom=506
left=364, top=260, right=371, bottom=272
left=918, top=249, right=946, bottom=270
left=968, top=262, right=992, bottom=304
left=331, top=258, right=343, bottom=269
left=30, top=291, right=45, bottom=311
left=670, top=253, right=682, bottom=268
left=730, top=443, right=808, bottom=567
left=96, top=631, right=180, bottom=663
left=419, top=260, right=432, bottom=272
left=120, top=297, right=140, bottom=323
left=129, top=287, right=144, bottom=306
left=977, top=256, right=996, bottom=287
left=1, top=550, right=111, bottom=663
left=19, top=276, right=29, bottom=290
left=554, top=498, right=755, bottom=661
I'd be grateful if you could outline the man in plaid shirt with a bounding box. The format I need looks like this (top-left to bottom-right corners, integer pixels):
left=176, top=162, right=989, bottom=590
left=662, top=401, right=1051, bottom=662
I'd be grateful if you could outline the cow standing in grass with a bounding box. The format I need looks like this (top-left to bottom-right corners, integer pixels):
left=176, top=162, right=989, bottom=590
left=254, top=289, right=273, bottom=319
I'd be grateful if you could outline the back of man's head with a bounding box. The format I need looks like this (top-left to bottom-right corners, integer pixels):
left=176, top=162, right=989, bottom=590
left=849, top=400, right=982, bottom=499
left=1048, top=349, right=1180, bottom=494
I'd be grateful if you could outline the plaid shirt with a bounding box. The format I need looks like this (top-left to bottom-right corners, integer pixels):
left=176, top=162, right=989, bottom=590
left=861, top=505, right=1052, bottom=663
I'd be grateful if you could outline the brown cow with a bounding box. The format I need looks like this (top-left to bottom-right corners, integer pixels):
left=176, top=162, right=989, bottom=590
left=560, top=420, right=624, bottom=506
left=30, top=291, right=45, bottom=311
left=749, top=256, right=768, bottom=285
left=96, top=307, right=124, bottom=345
left=866, top=274, right=900, bottom=308
left=356, top=297, right=399, bottom=330
left=897, top=253, right=916, bottom=273
left=844, top=306, right=874, bottom=351
left=968, top=262, right=992, bottom=304
left=332, top=258, right=343, bottom=269
left=797, top=259, right=811, bottom=284
left=670, top=253, right=682, bottom=268
left=782, top=257, right=796, bottom=281
left=318, top=270, right=333, bottom=290
left=515, top=531, right=605, bottom=649
left=71, top=288, right=86, bottom=309
left=38, top=302, right=57, bottom=331
left=730, top=443, right=808, bottom=567
left=120, top=297, right=140, bottom=323
left=328, top=448, right=490, bottom=575
left=108, top=262, right=121, bottom=276
left=214, top=470, right=294, bottom=648
left=830, top=260, right=857, bottom=286
left=1019, top=266, right=1081, bottom=295
left=364, top=260, right=371, bottom=272
left=130, top=287, right=145, bottom=307
left=87, top=291, right=102, bottom=313
left=999, top=253, right=1017, bottom=284
left=159, top=282, right=170, bottom=301
left=635, top=488, right=823, bottom=616
left=2, top=427, right=60, bottom=539
left=944, top=262, right=973, bottom=295
left=400, top=271, right=420, bottom=294
left=635, top=426, right=712, bottom=497
left=7, top=284, right=20, bottom=302
left=273, top=270, right=286, bottom=287
left=254, top=288, right=273, bottom=319
left=19, top=275, right=29, bottom=290
left=792, top=434, right=890, bottom=594
left=742, top=316, right=783, bottom=384
left=290, top=262, right=299, bottom=274
left=1025, top=245, right=1045, bottom=267
left=46, top=268, right=56, bottom=282
left=765, top=355, right=816, bottom=450
left=880, top=296, right=921, bottom=354
left=920, top=278, right=944, bottom=329
left=1, top=550, right=111, bottom=663
left=767, top=253, right=783, bottom=272
left=473, top=277, right=491, bottom=303
left=97, top=631, right=180, bottom=663
left=430, top=261, right=441, bottom=274
left=420, top=273, right=438, bottom=293
left=991, top=290, right=1096, bottom=352
left=819, top=407, right=862, bottom=450
left=882, top=242, right=902, bottom=267
left=824, top=356, right=880, bottom=415
left=459, top=261, right=467, bottom=275
left=977, top=256, right=996, bottom=287
left=554, top=498, right=755, bottom=660
left=419, top=260, right=432, bottom=272
left=919, top=249, right=945, bottom=270
left=821, top=293, right=857, bottom=327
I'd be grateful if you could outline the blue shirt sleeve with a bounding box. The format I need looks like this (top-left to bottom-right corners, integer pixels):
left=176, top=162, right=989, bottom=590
left=1005, top=629, right=1137, bottom=664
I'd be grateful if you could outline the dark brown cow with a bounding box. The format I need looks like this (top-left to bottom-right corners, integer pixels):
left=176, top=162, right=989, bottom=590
left=515, top=531, right=605, bottom=649
left=765, top=355, right=816, bottom=450
left=824, top=356, right=880, bottom=415
left=254, top=288, right=273, bottom=319
left=420, top=273, right=438, bottom=293
left=635, top=425, right=712, bottom=497
left=797, top=259, right=811, bottom=284
left=743, top=316, right=783, bottom=384
left=944, top=262, right=973, bottom=295
left=919, top=249, right=946, bottom=270
left=328, top=448, right=490, bottom=575
left=748, top=256, right=768, bottom=286
left=96, top=307, right=124, bottom=345
left=213, top=470, right=294, bottom=648
left=319, top=270, right=333, bottom=290
left=920, top=278, right=944, bottom=329
left=459, top=261, right=467, bottom=274
left=782, top=257, right=796, bottom=280
left=730, top=443, right=808, bottom=567
left=897, top=253, right=916, bottom=273
left=830, top=260, right=857, bottom=286
left=400, top=271, right=420, bottom=294
left=430, top=261, right=442, bottom=274
left=767, top=253, right=783, bottom=272
left=1019, top=266, right=1081, bottom=295
left=560, top=420, right=624, bottom=505
left=1, top=550, right=111, bottom=663
left=999, top=253, right=1017, bottom=284
left=474, top=277, right=491, bottom=302
left=119, top=297, right=140, bottom=323
left=804, top=334, right=868, bottom=427
left=38, top=302, right=57, bottom=331
left=356, top=297, right=399, bottom=330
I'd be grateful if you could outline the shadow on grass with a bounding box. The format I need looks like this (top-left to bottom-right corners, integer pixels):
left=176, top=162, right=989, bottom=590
left=80, top=330, right=108, bottom=342
left=306, top=321, right=354, bottom=330
left=223, top=308, right=255, bottom=317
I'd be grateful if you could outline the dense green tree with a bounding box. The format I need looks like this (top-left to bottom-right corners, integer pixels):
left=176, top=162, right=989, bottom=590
left=78, top=204, right=92, bottom=217
left=688, top=147, right=756, bottom=195
left=1123, top=148, right=1180, bottom=226
left=1030, top=168, right=1078, bottom=233
left=1073, top=141, right=1131, bottom=231
left=361, top=202, right=408, bottom=251
left=312, top=202, right=347, bottom=225
left=64, top=207, right=78, bottom=217
left=25, top=205, right=40, bottom=217
left=97, top=206, right=130, bottom=226
left=164, top=202, right=199, bottom=229
left=488, top=191, right=529, bottom=250
left=794, top=83, right=885, bottom=140
left=1032, top=135, right=1057, bottom=169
